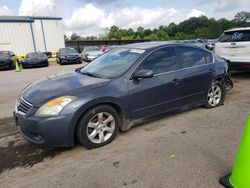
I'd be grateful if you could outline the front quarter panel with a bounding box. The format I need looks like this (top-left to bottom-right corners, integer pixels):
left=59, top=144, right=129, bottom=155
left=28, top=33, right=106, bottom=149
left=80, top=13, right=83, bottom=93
left=60, top=77, right=129, bottom=144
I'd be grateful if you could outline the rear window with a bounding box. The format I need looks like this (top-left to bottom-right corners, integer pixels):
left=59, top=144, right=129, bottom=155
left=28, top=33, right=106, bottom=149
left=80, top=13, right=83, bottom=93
left=178, top=47, right=206, bottom=68
left=218, top=30, right=250, bottom=42
left=204, top=51, right=213, bottom=64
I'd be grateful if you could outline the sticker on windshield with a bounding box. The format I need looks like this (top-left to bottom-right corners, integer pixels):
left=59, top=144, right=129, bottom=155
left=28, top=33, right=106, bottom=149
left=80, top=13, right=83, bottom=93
left=129, top=49, right=145, bottom=54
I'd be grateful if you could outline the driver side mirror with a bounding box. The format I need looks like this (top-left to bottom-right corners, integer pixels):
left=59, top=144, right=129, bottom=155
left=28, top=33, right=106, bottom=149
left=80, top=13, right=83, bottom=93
left=133, top=69, right=154, bottom=79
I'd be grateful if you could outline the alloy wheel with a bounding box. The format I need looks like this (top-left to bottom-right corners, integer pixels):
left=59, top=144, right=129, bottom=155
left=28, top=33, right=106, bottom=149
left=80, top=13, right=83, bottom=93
left=86, top=112, right=115, bottom=144
left=207, top=85, right=222, bottom=107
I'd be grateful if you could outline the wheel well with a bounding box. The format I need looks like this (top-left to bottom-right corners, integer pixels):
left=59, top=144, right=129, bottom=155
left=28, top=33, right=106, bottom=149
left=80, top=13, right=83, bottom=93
left=73, top=102, right=125, bottom=143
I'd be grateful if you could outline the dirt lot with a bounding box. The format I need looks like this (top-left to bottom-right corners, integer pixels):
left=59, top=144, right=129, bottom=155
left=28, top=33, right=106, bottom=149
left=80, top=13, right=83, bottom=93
left=0, top=66, right=250, bottom=187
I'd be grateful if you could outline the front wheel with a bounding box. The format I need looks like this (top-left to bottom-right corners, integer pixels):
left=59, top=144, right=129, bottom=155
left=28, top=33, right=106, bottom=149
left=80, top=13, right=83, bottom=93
left=77, top=105, right=120, bottom=149
left=205, top=81, right=225, bottom=108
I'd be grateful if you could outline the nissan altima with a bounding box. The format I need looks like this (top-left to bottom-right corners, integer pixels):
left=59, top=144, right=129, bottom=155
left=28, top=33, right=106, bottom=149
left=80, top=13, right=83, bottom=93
left=14, top=42, right=233, bottom=149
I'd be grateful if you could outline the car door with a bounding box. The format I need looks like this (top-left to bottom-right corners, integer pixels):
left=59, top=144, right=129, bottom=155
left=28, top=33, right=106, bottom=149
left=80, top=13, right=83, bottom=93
left=128, top=47, right=181, bottom=119
left=176, top=46, right=215, bottom=107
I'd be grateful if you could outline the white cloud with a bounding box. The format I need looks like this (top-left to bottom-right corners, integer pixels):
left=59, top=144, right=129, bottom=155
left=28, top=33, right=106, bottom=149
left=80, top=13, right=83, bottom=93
left=0, top=5, right=13, bottom=15
left=64, top=3, right=188, bottom=36
left=186, top=9, right=205, bottom=19
left=18, top=0, right=63, bottom=16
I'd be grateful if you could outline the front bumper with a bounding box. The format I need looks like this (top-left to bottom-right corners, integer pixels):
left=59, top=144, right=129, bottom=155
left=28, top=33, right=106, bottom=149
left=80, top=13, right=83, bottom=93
left=60, top=58, right=81, bottom=64
left=14, top=112, right=75, bottom=147
left=22, top=61, right=48, bottom=68
left=0, top=61, right=13, bottom=69
left=228, top=62, right=250, bottom=72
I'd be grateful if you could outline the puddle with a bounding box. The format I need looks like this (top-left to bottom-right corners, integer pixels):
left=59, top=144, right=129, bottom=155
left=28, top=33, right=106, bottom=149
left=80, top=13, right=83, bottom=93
left=0, top=142, right=63, bottom=173
left=0, top=117, right=17, bottom=135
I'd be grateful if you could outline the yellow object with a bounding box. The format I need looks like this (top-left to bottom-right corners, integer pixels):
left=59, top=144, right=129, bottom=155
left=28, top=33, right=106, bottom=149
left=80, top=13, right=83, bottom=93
left=46, top=97, right=65, bottom=107
left=229, top=114, right=250, bottom=188
left=220, top=114, right=250, bottom=188
left=17, top=55, right=25, bottom=61
left=60, top=67, right=65, bottom=73
left=15, top=61, right=21, bottom=72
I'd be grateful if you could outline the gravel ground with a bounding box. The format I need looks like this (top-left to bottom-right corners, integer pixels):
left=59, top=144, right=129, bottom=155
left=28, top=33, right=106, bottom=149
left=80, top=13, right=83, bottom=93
left=0, top=68, right=249, bottom=188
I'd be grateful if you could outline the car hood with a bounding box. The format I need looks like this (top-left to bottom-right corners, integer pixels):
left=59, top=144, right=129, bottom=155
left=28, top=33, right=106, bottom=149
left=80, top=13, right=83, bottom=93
left=21, top=72, right=110, bottom=107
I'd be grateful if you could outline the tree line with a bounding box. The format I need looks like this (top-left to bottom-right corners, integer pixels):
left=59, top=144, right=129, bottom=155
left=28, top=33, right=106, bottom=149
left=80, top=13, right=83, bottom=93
left=66, top=11, right=250, bottom=41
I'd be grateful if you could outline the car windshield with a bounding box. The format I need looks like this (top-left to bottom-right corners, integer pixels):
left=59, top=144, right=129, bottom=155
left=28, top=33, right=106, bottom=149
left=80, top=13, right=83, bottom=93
left=80, top=48, right=144, bottom=78
left=218, top=30, right=250, bottom=42
left=26, top=53, right=45, bottom=58
left=84, top=46, right=100, bottom=52
left=0, top=51, right=10, bottom=58
left=60, top=48, right=77, bottom=55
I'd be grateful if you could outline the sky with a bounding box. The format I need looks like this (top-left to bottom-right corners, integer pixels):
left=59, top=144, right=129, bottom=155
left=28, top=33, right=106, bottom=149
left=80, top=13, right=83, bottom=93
left=0, top=0, right=249, bottom=37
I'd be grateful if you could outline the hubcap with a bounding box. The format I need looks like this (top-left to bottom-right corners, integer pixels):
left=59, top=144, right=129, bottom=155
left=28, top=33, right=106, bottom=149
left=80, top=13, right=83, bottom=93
left=208, top=85, right=222, bottom=107
left=86, top=112, right=115, bottom=144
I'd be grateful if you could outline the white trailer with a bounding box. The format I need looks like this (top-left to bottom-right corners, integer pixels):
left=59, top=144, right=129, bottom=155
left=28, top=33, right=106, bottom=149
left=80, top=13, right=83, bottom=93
left=0, top=16, right=65, bottom=55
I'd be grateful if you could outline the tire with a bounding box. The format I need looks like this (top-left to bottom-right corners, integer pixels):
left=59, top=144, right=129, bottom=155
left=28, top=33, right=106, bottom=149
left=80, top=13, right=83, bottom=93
left=205, top=81, right=225, bottom=108
left=77, top=105, right=120, bottom=149
left=11, top=62, right=16, bottom=70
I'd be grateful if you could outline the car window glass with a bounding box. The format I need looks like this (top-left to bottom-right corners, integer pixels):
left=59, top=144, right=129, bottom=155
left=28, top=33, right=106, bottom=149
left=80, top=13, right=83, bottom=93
left=81, top=48, right=143, bottom=78
left=139, top=47, right=177, bottom=74
left=0, top=51, right=11, bottom=58
left=218, top=30, right=250, bottom=42
left=204, top=51, right=213, bottom=64
left=178, top=47, right=206, bottom=68
left=9, top=51, right=14, bottom=56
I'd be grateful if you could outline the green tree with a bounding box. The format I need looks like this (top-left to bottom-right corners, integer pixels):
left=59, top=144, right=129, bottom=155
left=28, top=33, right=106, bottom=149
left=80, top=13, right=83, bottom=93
left=234, top=11, right=250, bottom=22
left=70, top=33, right=81, bottom=40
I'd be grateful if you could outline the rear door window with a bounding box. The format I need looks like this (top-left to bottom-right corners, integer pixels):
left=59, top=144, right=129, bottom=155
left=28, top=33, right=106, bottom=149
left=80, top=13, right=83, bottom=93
left=139, top=47, right=177, bottom=74
left=218, top=30, right=250, bottom=42
left=178, top=47, right=206, bottom=68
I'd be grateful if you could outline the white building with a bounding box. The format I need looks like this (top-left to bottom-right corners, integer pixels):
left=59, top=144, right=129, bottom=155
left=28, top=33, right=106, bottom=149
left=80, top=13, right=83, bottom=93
left=0, top=16, right=65, bottom=55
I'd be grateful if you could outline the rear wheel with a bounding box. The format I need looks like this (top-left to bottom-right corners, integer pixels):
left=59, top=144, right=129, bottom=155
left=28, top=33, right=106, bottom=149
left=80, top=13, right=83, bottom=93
left=77, top=105, right=120, bottom=149
left=205, top=81, right=225, bottom=108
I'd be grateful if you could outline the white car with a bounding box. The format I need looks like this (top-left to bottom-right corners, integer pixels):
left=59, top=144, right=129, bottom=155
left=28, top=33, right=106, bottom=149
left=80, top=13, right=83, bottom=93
left=215, top=27, right=250, bottom=71
left=81, top=46, right=103, bottom=62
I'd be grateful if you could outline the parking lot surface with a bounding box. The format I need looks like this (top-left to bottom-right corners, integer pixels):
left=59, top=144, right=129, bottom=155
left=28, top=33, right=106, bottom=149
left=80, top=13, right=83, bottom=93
left=0, top=66, right=250, bottom=187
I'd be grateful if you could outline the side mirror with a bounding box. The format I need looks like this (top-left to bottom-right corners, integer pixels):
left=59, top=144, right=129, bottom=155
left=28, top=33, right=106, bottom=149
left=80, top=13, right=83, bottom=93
left=133, top=69, right=154, bottom=79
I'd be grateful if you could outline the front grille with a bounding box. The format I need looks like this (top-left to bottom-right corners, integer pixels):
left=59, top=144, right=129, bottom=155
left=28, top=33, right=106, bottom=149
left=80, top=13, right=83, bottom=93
left=17, top=97, right=33, bottom=115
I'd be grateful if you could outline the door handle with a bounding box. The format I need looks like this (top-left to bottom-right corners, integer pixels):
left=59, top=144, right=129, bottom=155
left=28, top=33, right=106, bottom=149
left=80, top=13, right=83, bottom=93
left=231, top=42, right=236, bottom=45
left=209, top=69, right=215, bottom=74
left=172, top=79, right=179, bottom=85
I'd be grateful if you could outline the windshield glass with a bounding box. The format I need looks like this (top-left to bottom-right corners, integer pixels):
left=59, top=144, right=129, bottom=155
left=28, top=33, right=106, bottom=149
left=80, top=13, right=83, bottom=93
left=84, top=46, right=100, bottom=52
left=26, top=53, right=45, bottom=58
left=218, top=31, right=250, bottom=42
left=0, top=51, right=10, bottom=58
left=80, top=48, right=144, bottom=78
left=59, top=48, right=77, bottom=55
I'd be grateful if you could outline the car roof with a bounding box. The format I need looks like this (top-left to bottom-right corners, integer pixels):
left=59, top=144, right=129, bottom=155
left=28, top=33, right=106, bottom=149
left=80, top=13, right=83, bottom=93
left=225, top=27, right=250, bottom=33
left=123, top=41, right=178, bottom=50
left=122, top=41, right=208, bottom=51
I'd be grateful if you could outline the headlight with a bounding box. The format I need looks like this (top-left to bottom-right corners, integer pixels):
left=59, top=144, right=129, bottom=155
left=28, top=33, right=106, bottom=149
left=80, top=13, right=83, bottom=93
left=60, top=56, right=65, bottom=59
left=35, top=96, right=76, bottom=117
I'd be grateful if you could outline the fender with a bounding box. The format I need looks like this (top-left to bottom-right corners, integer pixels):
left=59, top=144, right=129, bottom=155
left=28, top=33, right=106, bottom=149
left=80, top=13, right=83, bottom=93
left=68, top=96, right=129, bottom=145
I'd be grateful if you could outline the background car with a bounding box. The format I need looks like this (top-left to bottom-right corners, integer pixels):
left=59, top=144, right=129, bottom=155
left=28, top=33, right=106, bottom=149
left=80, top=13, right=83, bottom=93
left=99, top=45, right=109, bottom=52
left=14, top=42, right=233, bottom=149
left=57, top=47, right=82, bottom=65
left=0, top=51, right=17, bottom=70
left=22, top=52, right=49, bottom=68
left=81, top=46, right=103, bottom=62
left=215, top=27, right=250, bottom=71
left=178, top=40, right=206, bottom=48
